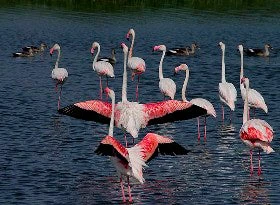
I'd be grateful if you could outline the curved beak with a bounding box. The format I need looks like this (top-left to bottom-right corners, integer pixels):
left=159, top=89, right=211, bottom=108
left=90, top=47, right=95, bottom=56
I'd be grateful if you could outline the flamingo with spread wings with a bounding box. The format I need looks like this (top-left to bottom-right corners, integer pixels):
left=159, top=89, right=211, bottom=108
left=58, top=44, right=207, bottom=138
left=95, top=88, right=189, bottom=202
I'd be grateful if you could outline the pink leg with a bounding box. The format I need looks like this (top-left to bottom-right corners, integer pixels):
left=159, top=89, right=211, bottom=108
left=120, top=177, right=126, bottom=203
left=127, top=176, right=133, bottom=203
left=204, top=117, right=207, bottom=142
left=135, top=75, right=139, bottom=102
left=124, top=132, right=128, bottom=148
left=99, top=77, right=103, bottom=100
left=250, top=150, right=253, bottom=176
left=197, top=118, right=200, bottom=141
left=258, top=149, right=262, bottom=176
left=57, top=85, right=62, bottom=110
left=221, top=105, right=224, bottom=123
left=106, top=77, right=109, bottom=101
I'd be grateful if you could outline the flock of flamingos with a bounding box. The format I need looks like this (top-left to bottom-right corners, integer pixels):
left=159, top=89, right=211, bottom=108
left=19, top=28, right=273, bottom=203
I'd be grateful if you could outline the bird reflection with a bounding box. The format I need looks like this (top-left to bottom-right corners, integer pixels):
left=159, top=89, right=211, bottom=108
left=239, top=178, right=270, bottom=205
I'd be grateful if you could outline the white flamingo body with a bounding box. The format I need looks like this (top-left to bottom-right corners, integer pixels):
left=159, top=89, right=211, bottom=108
left=218, top=42, right=237, bottom=121
left=91, top=42, right=114, bottom=99
left=153, top=45, right=176, bottom=100
left=219, top=82, right=237, bottom=111
left=238, top=45, right=268, bottom=114
left=239, top=77, right=274, bottom=175
left=50, top=44, right=68, bottom=110
left=159, top=78, right=176, bottom=99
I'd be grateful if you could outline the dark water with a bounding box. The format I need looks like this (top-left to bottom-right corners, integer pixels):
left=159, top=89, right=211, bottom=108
left=1, top=1, right=280, bottom=204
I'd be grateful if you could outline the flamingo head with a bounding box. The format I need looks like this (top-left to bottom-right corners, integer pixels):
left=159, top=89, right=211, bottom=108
left=121, top=42, right=128, bottom=53
left=218, top=41, right=225, bottom=50
left=126, top=28, right=135, bottom=40
left=241, top=77, right=249, bottom=88
left=91, top=42, right=99, bottom=55
left=50, top=43, right=60, bottom=56
left=238, top=44, right=243, bottom=52
left=153, top=45, right=166, bottom=52
left=174, top=64, right=189, bottom=75
left=104, top=87, right=115, bottom=99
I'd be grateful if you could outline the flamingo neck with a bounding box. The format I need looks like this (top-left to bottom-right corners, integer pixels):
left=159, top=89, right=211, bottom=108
left=243, top=82, right=249, bottom=124
left=221, top=48, right=226, bottom=83
left=108, top=93, right=115, bottom=136
left=159, top=50, right=165, bottom=80
left=128, top=32, right=135, bottom=58
left=182, top=69, right=189, bottom=102
left=55, top=48, right=61, bottom=68
left=122, top=51, right=128, bottom=102
left=92, top=44, right=100, bottom=69
left=240, top=49, right=244, bottom=90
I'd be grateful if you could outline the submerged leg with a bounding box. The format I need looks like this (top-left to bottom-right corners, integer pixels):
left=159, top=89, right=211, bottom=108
left=197, top=117, right=200, bottom=141
left=120, top=177, right=126, bottom=203
left=250, top=150, right=253, bottom=176
left=99, top=76, right=103, bottom=100
left=221, top=104, right=224, bottom=124
left=57, top=85, right=62, bottom=110
left=258, top=149, right=262, bottom=176
left=204, top=117, right=207, bottom=142
left=127, top=176, right=133, bottom=203
left=135, top=75, right=139, bottom=102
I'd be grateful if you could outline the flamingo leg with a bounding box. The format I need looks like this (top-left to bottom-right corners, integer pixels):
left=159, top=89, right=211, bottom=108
left=105, top=77, right=109, bottom=101
left=135, top=75, right=139, bottom=102
left=197, top=117, right=200, bottom=141
left=124, top=132, right=128, bottom=148
left=258, top=149, right=262, bottom=176
left=127, top=176, right=133, bottom=203
left=250, top=150, right=253, bottom=176
left=99, top=76, right=103, bottom=100
left=204, top=116, right=207, bottom=142
left=221, top=104, right=224, bottom=123
left=229, top=110, right=232, bottom=124
left=120, top=177, right=126, bottom=203
left=57, top=85, right=62, bottom=110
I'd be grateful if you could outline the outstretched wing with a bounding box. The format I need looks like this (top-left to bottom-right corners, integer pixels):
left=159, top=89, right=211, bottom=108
left=95, top=136, right=128, bottom=162
left=58, top=100, right=112, bottom=124
left=137, top=133, right=190, bottom=163
left=144, top=100, right=207, bottom=125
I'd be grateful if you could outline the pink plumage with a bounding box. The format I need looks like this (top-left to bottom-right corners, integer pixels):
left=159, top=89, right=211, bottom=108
left=239, top=77, right=274, bottom=176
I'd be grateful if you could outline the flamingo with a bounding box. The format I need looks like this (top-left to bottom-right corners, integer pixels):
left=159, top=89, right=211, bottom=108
left=218, top=41, right=237, bottom=123
left=58, top=48, right=207, bottom=135
left=238, top=44, right=268, bottom=117
left=153, top=45, right=176, bottom=100
left=91, top=42, right=114, bottom=100
left=126, top=28, right=146, bottom=102
left=95, top=87, right=189, bottom=202
left=239, top=77, right=274, bottom=176
left=174, top=64, right=216, bottom=141
left=50, top=43, right=68, bottom=110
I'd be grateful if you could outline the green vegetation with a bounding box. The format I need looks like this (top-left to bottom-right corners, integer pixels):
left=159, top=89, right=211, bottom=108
left=0, top=0, right=279, bottom=13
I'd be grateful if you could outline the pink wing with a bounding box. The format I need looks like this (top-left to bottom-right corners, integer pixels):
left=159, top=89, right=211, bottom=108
left=58, top=100, right=112, bottom=124
left=58, top=99, right=207, bottom=125
left=144, top=100, right=206, bottom=125
left=136, top=133, right=189, bottom=162
left=95, top=135, right=129, bottom=161
left=240, top=119, right=274, bottom=142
